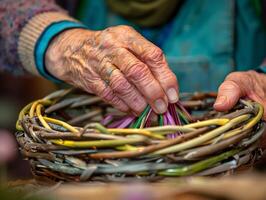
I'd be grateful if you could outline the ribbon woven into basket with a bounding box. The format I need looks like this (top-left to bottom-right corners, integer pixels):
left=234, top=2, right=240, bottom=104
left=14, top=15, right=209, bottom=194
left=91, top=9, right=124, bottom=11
left=15, top=88, right=265, bottom=182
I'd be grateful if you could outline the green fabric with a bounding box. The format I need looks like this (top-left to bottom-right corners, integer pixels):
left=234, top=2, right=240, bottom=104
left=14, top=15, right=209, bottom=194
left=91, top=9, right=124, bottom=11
left=106, top=0, right=180, bottom=27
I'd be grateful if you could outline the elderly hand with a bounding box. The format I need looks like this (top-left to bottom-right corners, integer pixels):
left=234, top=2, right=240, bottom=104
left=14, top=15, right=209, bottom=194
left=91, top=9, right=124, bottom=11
left=45, top=26, right=178, bottom=115
left=214, top=70, right=266, bottom=119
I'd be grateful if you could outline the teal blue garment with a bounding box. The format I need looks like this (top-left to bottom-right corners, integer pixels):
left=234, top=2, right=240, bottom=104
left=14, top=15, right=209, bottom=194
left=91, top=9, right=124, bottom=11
left=77, top=0, right=266, bottom=92
left=35, top=21, right=87, bottom=83
left=257, top=65, right=266, bottom=73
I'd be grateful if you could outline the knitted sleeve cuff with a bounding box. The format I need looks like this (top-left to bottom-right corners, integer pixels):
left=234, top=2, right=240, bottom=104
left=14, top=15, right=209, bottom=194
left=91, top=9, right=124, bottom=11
left=18, top=12, right=86, bottom=82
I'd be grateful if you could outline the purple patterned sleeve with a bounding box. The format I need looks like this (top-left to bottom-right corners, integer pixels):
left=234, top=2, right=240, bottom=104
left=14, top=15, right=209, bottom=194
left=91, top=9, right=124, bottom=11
left=0, top=0, right=65, bottom=75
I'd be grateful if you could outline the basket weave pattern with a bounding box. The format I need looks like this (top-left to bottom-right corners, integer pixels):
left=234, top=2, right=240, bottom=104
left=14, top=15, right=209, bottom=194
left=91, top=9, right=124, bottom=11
left=16, top=88, right=264, bottom=182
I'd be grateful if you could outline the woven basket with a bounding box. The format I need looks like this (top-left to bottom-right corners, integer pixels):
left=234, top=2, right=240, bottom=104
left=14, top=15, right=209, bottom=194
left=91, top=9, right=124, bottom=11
left=15, top=88, right=265, bottom=182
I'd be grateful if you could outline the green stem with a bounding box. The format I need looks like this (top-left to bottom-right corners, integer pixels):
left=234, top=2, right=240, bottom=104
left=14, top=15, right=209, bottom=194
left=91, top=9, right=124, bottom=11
left=158, top=149, right=240, bottom=176
left=159, top=114, right=164, bottom=126
left=176, top=108, right=189, bottom=124
left=84, top=123, right=110, bottom=134
left=132, top=106, right=150, bottom=128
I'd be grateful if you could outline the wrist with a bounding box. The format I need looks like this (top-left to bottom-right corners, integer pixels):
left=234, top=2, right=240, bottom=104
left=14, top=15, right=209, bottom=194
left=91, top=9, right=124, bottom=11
left=18, top=12, right=78, bottom=76
left=45, top=28, right=95, bottom=81
left=18, top=12, right=87, bottom=83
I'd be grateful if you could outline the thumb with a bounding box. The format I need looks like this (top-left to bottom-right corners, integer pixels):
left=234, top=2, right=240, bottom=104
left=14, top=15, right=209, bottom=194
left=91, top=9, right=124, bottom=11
left=214, top=80, right=243, bottom=111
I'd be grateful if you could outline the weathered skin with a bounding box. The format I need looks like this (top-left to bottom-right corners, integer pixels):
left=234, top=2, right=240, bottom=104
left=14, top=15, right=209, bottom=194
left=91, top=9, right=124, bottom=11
left=215, top=70, right=266, bottom=119
left=46, top=26, right=179, bottom=115
left=46, top=26, right=266, bottom=119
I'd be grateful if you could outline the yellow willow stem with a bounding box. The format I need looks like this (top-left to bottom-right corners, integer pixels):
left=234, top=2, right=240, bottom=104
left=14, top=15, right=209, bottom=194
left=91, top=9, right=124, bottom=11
left=144, top=126, right=196, bottom=133
left=153, top=114, right=250, bottom=155
left=16, top=102, right=33, bottom=131
left=144, top=119, right=228, bottom=134
left=183, top=118, right=230, bottom=128
left=204, top=128, right=243, bottom=145
left=43, top=117, right=79, bottom=134
left=197, top=104, right=263, bottom=144
left=221, top=104, right=263, bottom=139
left=222, top=128, right=243, bottom=139
left=36, top=104, right=51, bottom=130
left=107, top=128, right=165, bottom=140
left=29, top=101, right=39, bottom=118
left=244, top=103, right=263, bottom=129
left=29, top=99, right=52, bottom=118
left=51, top=136, right=146, bottom=148
left=116, top=144, right=139, bottom=151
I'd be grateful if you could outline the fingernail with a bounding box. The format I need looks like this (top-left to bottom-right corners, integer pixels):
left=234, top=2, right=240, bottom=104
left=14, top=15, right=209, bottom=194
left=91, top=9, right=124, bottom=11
left=214, top=95, right=227, bottom=106
left=154, top=99, right=167, bottom=113
left=167, top=88, right=179, bottom=103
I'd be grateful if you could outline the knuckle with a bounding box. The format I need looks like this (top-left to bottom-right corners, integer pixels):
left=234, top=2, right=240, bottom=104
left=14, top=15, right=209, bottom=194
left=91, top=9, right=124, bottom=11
left=101, top=27, right=113, bottom=36
left=113, top=47, right=127, bottom=57
left=145, top=47, right=164, bottom=62
left=111, top=76, right=131, bottom=93
left=98, top=87, right=115, bottom=101
left=110, top=97, right=122, bottom=106
left=247, top=70, right=259, bottom=77
left=225, top=72, right=239, bottom=80
left=126, top=62, right=150, bottom=80
left=247, top=69, right=256, bottom=74
left=160, top=71, right=177, bottom=83
left=226, top=71, right=254, bottom=89
left=226, top=72, right=247, bottom=81
left=116, top=25, right=135, bottom=33
left=98, top=57, right=110, bottom=74
left=98, top=31, right=117, bottom=48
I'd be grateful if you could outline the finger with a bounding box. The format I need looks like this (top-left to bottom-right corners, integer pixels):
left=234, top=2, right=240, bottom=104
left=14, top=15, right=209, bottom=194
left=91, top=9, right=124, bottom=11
left=94, top=81, right=130, bottom=113
left=111, top=48, right=168, bottom=114
left=124, top=31, right=179, bottom=103
left=69, top=58, right=130, bottom=113
left=79, top=75, right=130, bottom=113
left=97, top=60, right=147, bottom=115
left=214, top=80, right=243, bottom=111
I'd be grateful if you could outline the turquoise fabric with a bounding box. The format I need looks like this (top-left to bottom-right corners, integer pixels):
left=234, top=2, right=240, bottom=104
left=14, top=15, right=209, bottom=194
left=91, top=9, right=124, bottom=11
left=34, top=21, right=87, bottom=83
left=76, top=0, right=266, bottom=92
left=36, top=0, right=266, bottom=89
left=256, top=65, right=266, bottom=73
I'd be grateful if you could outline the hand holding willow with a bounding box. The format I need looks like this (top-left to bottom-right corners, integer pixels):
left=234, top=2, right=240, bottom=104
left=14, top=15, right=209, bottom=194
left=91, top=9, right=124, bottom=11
left=215, top=70, right=266, bottom=119
left=45, top=26, right=179, bottom=115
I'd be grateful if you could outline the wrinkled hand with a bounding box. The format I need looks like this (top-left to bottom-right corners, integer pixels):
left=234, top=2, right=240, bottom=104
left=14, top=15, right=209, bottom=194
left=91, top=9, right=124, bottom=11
left=214, top=70, right=266, bottom=119
left=46, top=26, right=178, bottom=115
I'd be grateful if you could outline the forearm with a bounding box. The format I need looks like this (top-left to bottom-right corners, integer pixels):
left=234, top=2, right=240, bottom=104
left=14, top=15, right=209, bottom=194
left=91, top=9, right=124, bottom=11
left=0, top=0, right=65, bottom=75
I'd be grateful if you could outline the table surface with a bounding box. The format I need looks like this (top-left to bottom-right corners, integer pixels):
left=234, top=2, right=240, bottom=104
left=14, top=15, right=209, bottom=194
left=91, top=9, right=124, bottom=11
left=9, top=174, right=266, bottom=200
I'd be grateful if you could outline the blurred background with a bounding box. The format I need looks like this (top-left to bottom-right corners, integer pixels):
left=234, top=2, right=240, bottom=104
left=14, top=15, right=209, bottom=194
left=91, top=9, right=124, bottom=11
left=0, top=72, right=57, bottom=180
